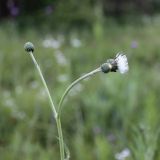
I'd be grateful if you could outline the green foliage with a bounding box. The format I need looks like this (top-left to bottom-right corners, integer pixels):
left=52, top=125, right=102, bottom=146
left=0, top=19, right=160, bottom=159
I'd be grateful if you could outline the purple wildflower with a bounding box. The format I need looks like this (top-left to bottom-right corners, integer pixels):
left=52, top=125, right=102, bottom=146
left=131, top=40, right=138, bottom=49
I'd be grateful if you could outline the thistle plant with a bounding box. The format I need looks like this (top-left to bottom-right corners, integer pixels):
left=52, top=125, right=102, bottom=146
left=24, top=42, right=129, bottom=160
left=58, top=54, right=129, bottom=115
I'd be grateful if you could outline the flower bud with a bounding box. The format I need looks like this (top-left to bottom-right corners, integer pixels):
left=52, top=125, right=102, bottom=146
left=24, top=42, right=34, bottom=52
left=101, top=63, right=112, bottom=73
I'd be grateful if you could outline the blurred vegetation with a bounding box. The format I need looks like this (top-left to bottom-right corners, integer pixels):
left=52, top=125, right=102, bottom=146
left=0, top=0, right=160, bottom=160
left=1, top=0, right=160, bottom=29
left=0, top=17, right=160, bottom=159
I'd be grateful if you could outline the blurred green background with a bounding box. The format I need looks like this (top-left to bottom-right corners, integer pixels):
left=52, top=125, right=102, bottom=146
left=0, top=0, right=160, bottom=160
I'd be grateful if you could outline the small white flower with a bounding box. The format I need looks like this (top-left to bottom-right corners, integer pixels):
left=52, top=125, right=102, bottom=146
left=115, top=148, right=130, bottom=160
left=57, top=74, right=69, bottom=82
left=42, top=38, right=61, bottom=49
left=4, top=98, right=15, bottom=108
left=54, top=50, right=68, bottom=66
left=15, top=86, right=23, bottom=94
left=115, top=53, right=129, bottom=74
left=70, top=38, right=81, bottom=48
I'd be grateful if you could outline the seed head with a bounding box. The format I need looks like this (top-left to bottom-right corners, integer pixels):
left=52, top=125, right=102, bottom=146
left=24, top=42, right=34, bottom=52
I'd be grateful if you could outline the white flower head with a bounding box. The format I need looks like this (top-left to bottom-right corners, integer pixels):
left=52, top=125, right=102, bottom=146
left=115, top=53, right=129, bottom=74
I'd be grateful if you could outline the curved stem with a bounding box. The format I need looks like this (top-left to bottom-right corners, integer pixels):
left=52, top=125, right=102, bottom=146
left=57, top=67, right=101, bottom=116
left=29, top=52, right=65, bottom=160
left=29, top=52, right=57, bottom=118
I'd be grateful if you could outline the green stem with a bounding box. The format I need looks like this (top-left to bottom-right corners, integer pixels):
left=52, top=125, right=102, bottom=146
left=29, top=52, right=65, bottom=160
left=56, top=117, right=65, bottom=160
left=58, top=67, right=101, bottom=116
left=29, top=52, right=57, bottom=118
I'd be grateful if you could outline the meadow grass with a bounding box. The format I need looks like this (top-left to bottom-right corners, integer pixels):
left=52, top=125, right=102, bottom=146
left=0, top=20, right=160, bottom=159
